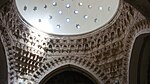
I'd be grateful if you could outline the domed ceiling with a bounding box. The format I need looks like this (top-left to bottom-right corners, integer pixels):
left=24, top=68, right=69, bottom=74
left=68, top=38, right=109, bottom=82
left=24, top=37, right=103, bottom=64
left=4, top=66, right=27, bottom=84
left=15, top=0, right=120, bottom=35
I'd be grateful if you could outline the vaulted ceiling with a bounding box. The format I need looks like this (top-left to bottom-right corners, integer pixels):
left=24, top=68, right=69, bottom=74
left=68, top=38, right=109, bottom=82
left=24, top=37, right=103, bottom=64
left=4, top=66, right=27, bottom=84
left=0, top=0, right=149, bottom=84
left=1, top=0, right=149, bottom=20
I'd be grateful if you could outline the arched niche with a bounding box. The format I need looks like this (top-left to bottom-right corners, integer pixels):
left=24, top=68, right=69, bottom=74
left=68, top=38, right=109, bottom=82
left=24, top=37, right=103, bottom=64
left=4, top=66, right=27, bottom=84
left=31, top=56, right=106, bottom=84
left=39, top=64, right=98, bottom=84
left=129, top=33, right=150, bottom=84
left=0, top=39, right=8, bottom=84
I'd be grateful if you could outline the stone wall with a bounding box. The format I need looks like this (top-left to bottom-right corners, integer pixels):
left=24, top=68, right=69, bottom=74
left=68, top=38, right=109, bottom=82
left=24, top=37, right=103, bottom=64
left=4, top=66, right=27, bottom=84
left=0, top=0, right=150, bottom=84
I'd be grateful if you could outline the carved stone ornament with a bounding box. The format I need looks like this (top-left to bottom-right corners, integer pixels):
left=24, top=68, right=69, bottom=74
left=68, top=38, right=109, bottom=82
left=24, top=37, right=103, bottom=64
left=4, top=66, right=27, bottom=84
left=0, top=0, right=150, bottom=84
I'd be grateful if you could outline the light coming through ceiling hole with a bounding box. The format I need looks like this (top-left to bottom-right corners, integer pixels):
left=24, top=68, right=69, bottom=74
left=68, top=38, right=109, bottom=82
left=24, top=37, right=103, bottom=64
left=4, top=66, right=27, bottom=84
left=15, top=0, right=120, bottom=35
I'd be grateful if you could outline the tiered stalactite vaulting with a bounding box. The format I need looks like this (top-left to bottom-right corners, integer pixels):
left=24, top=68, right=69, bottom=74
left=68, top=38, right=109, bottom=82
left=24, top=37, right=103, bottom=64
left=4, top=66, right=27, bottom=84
left=0, top=0, right=150, bottom=84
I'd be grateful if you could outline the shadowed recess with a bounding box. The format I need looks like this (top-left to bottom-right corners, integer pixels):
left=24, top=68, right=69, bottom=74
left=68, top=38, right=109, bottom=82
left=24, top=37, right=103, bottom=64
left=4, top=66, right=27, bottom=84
left=44, top=70, right=95, bottom=84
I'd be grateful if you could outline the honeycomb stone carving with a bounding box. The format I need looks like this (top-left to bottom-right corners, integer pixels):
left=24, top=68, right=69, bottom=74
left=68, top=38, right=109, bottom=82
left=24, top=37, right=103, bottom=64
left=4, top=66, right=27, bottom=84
left=31, top=56, right=109, bottom=83
left=0, top=0, right=149, bottom=84
left=123, top=20, right=150, bottom=83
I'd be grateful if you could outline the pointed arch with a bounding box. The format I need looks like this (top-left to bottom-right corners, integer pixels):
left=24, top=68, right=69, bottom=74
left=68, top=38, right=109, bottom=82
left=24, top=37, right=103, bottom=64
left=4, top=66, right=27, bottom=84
left=31, top=56, right=109, bottom=84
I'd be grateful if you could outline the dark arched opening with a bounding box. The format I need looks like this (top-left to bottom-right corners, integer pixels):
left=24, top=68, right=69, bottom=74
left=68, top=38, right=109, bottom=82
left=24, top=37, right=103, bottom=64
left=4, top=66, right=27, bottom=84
left=129, top=34, right=150, bottom=84
left=45, top=70, right=95, bottom=84
left=40, top=65, right=98, bottom=84
left=0, top=39, right=8, bottom=84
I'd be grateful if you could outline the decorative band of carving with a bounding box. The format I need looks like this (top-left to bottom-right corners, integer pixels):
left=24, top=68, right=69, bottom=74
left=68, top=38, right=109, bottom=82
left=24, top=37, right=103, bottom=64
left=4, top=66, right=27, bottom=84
left=123, top=20, right=150, bottom=83
left=0, top=28, right=16, bottom=84
left=31, top=56, right=111, bottom=84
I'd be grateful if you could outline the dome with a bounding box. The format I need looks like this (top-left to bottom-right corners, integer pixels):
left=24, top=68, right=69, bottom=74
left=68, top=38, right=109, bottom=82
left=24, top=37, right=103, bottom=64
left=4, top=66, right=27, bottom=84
left=15, top=0, right=120, bottom=35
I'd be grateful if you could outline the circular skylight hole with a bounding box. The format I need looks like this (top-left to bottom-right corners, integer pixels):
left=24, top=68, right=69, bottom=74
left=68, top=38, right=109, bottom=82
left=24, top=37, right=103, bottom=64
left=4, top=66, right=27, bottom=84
left=59, top=10, right=63, bottom=14
left=24, top=6, right=27, bottom=11
left=49, top=15, right=53, bottom=19
left=78, top=3, right=83, bottom=6
left=94, top=18, right=98, bottom=23
left=52, top=2, right=57, bottom=6
left=84, top=15, right=88, bottom=19
left=33, top=6, right=37, bottom=11
left=88, top=5, right=92, bottom=9
left=99, top=7, right=103, bottom=10
left=66, top=18, right=70, bottom=22
left=76, top=24, right=80, bottom=29
left=56, top=25, right=61, bottom=28
left=44, top=5, right=47, bottom=9
left=74, top=10, right=79, bottom=14
left=38, top=19, right=41, bottom=22
left=66, top=4, right=71, bottom=8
